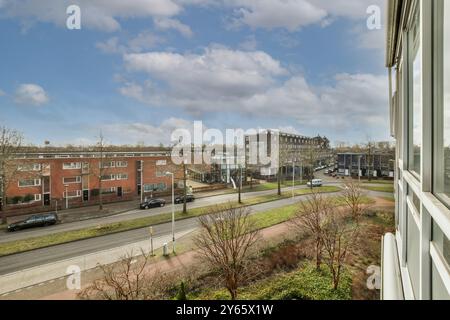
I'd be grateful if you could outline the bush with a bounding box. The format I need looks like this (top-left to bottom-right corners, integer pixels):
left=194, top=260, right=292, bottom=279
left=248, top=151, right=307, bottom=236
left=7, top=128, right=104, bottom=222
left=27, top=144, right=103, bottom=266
left=175, top=281, right=188, bottom=300
left=194, top=262, right=352, bottom=300
left=23, top=194, right=34, bottom=203
left=243, top=262, right=352, bottom=300
left=11, top=196, right=23, bottom=204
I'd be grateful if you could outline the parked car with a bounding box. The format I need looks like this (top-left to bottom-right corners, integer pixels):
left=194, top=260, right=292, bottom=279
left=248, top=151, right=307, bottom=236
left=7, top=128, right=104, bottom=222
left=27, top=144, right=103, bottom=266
left=7, top=213, right=59, bottom=232
left=175, top=194, right=195, bottom=204
left=140, top=199, right=166, bottom=209
left=307, top=179, right=323, bottom=187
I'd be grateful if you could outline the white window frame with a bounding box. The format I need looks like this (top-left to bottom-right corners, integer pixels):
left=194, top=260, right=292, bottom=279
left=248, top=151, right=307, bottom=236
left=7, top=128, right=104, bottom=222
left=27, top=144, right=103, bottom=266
left=116, top=161, right=128, bottom=168
left=18, top=179, right=41, bottom=188
left=116, top=173, right=128, bottom=180
left=101, top=174, right=116, bottom=181
left=63, top=176, right=82, bottom=184
left=64, top=190, right=82, bottom=198
left=63, top=162, right=81, bottom=170
left=34, top=194, right=42, bottom=202
left=18, top=163, right=41, bottom=172
left=99, top=161, right=115, bottom=169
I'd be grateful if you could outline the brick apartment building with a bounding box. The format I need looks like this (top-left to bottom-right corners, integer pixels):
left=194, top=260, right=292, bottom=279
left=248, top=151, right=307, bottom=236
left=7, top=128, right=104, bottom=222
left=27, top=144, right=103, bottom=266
left=1, top=147, right=183, bottom=214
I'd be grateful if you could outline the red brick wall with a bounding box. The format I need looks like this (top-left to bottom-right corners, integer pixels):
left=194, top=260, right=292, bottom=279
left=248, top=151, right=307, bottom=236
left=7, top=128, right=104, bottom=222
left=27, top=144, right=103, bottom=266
left=4, top=155, right=183, bottom=211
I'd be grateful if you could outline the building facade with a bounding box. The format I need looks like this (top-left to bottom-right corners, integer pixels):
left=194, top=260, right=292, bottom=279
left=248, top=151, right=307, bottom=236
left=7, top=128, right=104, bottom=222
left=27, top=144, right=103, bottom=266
left=336, top=152, right=395, bottom=178
left=245, top=130, right=333, bottom=180
left=384, top=0, right=450, bottom=299
left=1, top=148, right=182, bottom=215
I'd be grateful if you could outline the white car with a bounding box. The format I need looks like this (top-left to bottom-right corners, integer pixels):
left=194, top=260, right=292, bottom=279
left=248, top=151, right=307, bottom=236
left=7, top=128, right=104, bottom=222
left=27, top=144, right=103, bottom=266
left=307, top=179, right=323, bottom=187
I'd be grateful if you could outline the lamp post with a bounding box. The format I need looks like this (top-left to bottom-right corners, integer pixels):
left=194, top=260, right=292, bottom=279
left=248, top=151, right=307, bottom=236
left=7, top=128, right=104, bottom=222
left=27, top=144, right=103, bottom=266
left=64, top=184, right=69, bottom=209
left=166, top=171, right=175, bottom=254
left=358, top=155, right=362, bottom=183
left=292, top=160, right=295, bottom=198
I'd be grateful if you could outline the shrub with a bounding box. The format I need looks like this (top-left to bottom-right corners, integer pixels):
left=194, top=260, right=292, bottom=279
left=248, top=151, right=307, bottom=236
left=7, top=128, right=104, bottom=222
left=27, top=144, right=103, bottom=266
left=175, top=281, right=187, bottom=301
left=23, top=194, right=34, bottom=203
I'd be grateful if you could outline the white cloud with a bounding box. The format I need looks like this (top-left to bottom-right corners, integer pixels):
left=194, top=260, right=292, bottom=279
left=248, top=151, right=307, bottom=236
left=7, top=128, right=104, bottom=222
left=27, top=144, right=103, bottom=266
left=120, top=46, right=388, bottom=139
left=96, top=31, right=164, bottom=54
left=0, top=88, right=5, bottom=96
left=239, top=35, right=258, bottom=50
left=0, top=0, right=182, bottom=32
left=154, top=17, right=193, bottom=38
left=123, top=46, right=288, bottom=107
left=14, top=83, right=49, bottom=106
left=102, top=117, right=194, bottom=145
left=220, top=0, right=385, bottom=31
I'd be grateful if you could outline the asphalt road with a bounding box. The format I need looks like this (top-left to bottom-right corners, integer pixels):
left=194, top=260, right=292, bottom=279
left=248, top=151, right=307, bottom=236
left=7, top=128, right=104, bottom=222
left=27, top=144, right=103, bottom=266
left=0, top=181, right=340, bottom=243
left=0, top=194, right=313, bottom=275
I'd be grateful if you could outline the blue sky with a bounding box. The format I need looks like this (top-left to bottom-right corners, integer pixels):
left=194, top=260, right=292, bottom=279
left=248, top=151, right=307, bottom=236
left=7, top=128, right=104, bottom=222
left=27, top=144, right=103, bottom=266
left=0, top=0, right=388, bottom=146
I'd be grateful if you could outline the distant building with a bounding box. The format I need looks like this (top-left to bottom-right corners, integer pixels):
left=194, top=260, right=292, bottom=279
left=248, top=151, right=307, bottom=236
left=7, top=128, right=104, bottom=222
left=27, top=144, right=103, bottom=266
left=336, top=152, right=395, bottom=179
left=245, top=130, right=333, bottom=180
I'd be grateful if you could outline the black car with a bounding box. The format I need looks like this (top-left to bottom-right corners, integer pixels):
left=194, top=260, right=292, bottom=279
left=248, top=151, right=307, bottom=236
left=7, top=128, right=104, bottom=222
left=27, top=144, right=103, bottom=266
left=7, top=213, right=59, bottom=232
left=140, top=199, right=166, bottom=209
left=175, top=194, right=195, bottom=204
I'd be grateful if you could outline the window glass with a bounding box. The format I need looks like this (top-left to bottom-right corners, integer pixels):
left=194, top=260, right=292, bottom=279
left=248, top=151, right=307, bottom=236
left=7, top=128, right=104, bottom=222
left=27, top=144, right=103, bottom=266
left=433, top=221, right=450, bottom=267
left=435, top=0, right=450, bottom=205
left=432, top=262, right=450, bottom=300
left=409, top=5, right=422, bottom=176
left=407, top=208, right=420, bottom=298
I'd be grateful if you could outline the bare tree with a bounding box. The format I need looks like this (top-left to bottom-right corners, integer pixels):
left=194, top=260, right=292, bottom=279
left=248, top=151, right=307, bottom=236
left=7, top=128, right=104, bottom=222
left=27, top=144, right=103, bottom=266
left=322, top=211, right=359, bottom=290
left=289, top=191, right=331, bottom=270
left=342, top=181, right=367, bottom=223
left=194, top=204, right=260, bottom=300
left=79, top=250, right=174, bottom=300
left=93, top=132, right=108, bottom=211
left=0, top=127, right=23, bottom=224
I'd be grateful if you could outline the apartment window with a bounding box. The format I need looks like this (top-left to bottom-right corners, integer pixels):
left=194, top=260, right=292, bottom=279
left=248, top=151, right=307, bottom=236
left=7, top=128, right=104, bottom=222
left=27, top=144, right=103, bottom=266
left=63, top=176, right=81, bottom=184
left=116, top=161, right=128, bottom=168
left=407, top=208, right=420, bottom=298
left=65, top=190, right=81, bottom=198
left=434, top=0, right=450, bottom=206
left=63, top=162, right=81, bottom=170
left=116, top=173, right=128, bottom=180
left=18, top=179, right=41, bottom=187
left=101, top=187, right=116, bottom=195
left=100, top=161, right=115, bottom=168
left=101, top=174, right=115, bottom=181
left=18, top=163, right=41, bottom=171
left=34, top=194, right=41, bottom=202
left=408, top=4, right=422, bottom=176
left=156, top=160, right=167, bottom=166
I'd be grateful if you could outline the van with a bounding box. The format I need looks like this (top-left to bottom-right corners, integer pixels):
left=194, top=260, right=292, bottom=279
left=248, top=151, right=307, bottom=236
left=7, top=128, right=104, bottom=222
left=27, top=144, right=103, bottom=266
left=307, top=179, right=323, bottom=187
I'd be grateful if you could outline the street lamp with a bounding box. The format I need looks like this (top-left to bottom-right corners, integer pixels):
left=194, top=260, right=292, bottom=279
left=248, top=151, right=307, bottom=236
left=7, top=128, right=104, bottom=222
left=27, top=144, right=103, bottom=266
left=166, top=171, right=175, bottom=254
left=64, top=184, right=69, bottom=209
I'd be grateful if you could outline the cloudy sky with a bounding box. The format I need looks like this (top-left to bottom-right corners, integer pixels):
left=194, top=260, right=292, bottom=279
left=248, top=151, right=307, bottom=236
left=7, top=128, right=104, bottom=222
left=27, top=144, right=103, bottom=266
left=0, top=0, right=388, bottom=146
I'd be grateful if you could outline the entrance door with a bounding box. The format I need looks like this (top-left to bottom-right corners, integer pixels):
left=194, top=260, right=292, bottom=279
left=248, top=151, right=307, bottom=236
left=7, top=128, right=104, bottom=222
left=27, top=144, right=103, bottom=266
left=117, top=187, right=123, bottom=197
left=83, top=190, right=89, bottom=202
left=44, top=194, right=50, bottom=206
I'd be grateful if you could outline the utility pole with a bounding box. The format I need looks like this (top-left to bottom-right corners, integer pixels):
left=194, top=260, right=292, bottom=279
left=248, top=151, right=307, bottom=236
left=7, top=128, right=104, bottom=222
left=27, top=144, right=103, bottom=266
left=182, top=161, right=187, bottom=214
left=140, top=160, right=144, bottom=204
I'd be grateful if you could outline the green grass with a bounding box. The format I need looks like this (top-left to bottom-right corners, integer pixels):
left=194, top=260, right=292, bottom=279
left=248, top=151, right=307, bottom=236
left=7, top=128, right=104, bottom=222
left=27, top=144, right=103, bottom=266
left=190, top=262, right=352, bottom=300
left=242, top=181, right=307, bottom=193
left=0, top=186, right=341, bottom=257
left=363, top=180, right=394, bottom=184
left=362, top=185, right=394, bottom=193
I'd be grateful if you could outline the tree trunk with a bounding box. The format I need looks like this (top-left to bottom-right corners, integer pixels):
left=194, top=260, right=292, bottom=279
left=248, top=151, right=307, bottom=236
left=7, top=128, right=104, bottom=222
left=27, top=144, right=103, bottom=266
left=316, top=238, right=322, bottom=270
left=0, top=179, right=6, bottom=225
left=99, top=178, right=103, bottom=211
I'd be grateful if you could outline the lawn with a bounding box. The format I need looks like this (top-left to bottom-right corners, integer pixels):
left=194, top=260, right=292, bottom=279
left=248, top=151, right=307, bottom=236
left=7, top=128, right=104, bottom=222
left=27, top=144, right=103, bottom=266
left=242, top=181, right=307, bottom=193
left=0, top=186, right=341, bottom=257
left=190, top=262, right=352, bottom=300
left=362, top=185, right=394, bottom=193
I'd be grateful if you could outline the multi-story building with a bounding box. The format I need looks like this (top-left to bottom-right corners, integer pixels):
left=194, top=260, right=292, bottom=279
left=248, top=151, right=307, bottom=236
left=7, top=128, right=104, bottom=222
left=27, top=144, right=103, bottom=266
left=336, top=152, right=395, bottom=179
left=384, top=0, right=450, bottom=299
left=245, top=130, right=332, bottom=180
left=0, top=147, right=182, bottom=215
